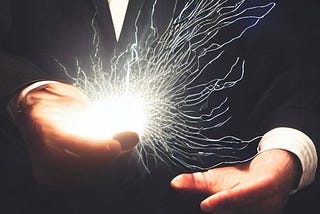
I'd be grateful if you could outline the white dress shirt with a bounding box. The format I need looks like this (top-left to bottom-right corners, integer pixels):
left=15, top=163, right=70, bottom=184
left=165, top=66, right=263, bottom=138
left=108, top=0, right=129, bottom=41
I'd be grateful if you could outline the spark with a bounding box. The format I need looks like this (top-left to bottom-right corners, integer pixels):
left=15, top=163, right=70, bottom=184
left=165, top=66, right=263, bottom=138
left=58, top=0, right=275, bottom=172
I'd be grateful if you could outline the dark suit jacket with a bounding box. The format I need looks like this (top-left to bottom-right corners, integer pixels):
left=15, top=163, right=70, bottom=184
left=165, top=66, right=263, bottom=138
left=0, top=0, right=319, bottom=213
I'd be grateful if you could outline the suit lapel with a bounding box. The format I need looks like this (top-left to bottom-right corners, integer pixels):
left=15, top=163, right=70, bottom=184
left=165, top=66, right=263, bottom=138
left=117, top=0, right=146, bottom=49
left=89, top=0, right=117, bottom=55
left=118, top=0, right=176, bottom=52
left=88, top=0, right=147, bottom=54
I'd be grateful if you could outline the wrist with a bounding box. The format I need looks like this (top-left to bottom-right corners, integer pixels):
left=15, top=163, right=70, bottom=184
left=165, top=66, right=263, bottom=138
left=258, top=127, right=318, bottom=192
left=7, top=80, right=59, bottom=124
left=283, top=150, right=303, bottom=191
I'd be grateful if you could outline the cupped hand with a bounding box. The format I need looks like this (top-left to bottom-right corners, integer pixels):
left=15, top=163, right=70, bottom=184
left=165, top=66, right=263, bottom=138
left=12, top=82, right=139, bottom=187
left=171, top=149, right=302, bottom=214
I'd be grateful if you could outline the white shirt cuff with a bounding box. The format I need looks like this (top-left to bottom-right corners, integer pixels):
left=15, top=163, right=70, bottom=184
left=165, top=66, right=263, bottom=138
left=257, top=127, right=318, bottom=193
left=7, top=80, right=58, bottom=124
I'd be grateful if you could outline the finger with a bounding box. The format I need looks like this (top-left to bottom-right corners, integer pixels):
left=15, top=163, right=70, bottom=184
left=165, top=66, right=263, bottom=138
left=201, top=191, right=284, bottom=214
left=201, top=189, right=236, bottom=212
left=204, top=209, right=241, bottom=214
left=200, top=183, right=265, bottom=213
left=62, top=131, right=139, bottom=158
left=170, top=172, right=213, bottom=193
left=44, top=82, right=90, bottom=103
left=112, top=131, right=140, bottom=151
left=45, top=135, right=122, bottom=161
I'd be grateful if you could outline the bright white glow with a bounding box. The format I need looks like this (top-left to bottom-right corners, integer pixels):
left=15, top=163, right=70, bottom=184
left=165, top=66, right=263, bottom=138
left=89, top=96, right=146, bottom=137
left=58, top=0, right=275, bottom=171
left=49, top=96, right=146, bottom=142
left=55, top=96, right=146, bottom=141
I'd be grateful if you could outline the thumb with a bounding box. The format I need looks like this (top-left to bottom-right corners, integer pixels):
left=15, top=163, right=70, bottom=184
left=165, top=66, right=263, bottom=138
left=170, top=172, right=212, bottom=193
left=112, top=131, right=140, bottom=151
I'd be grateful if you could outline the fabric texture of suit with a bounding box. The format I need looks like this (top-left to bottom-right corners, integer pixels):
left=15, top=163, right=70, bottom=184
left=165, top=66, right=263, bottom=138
left=0, top=0, right=320, bottom=213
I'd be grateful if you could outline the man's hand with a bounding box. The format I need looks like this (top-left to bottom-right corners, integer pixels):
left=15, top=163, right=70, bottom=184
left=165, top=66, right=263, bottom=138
left=12, top=82, right=139, bottom=188
left=171, top=149, right=302, bottom=214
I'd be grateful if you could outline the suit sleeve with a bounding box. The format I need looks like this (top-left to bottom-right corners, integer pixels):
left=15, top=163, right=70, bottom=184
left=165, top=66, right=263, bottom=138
left=0, top=1, right=54, bottom=111
left=245, top=1, right=320, bottom=178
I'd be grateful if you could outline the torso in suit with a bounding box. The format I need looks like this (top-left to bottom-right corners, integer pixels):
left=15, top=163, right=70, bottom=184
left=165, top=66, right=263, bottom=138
left=0, top=0, right=319, bottom=213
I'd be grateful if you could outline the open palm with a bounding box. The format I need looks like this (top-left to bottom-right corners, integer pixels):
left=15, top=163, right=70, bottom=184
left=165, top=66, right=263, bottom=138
left=171, top=149, right=301, bottom=214
left=14, top=82, right=139, bottom=187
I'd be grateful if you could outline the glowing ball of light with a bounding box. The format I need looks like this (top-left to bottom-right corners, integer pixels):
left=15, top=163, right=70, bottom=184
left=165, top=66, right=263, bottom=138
left=88, top=96, right=147, bottom=138
left=58, top=96, right=146, bottom=141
